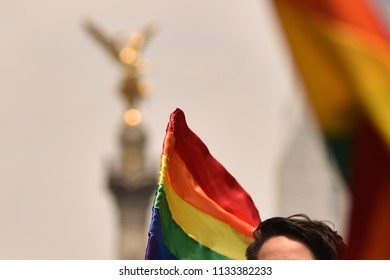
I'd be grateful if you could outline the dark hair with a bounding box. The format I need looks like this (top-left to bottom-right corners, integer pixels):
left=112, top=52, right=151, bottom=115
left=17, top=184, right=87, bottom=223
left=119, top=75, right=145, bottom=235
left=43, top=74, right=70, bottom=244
left=246, top=214, right=347, bottom=260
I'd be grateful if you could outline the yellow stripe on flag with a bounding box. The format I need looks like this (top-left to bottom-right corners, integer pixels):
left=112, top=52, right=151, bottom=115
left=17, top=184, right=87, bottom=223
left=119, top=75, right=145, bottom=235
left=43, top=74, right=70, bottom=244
left=164, top=180, right=252, bottom=260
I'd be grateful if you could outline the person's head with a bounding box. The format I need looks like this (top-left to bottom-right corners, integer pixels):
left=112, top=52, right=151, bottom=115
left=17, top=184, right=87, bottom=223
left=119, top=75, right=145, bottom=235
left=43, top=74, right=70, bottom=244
left=246, top=214, right=347, bottom=260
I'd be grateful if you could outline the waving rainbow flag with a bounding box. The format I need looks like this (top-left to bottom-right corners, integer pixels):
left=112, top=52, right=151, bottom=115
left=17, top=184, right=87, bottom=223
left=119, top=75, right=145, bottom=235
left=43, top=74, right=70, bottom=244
left=145, top=108, right=260, bottom=260
left=273, top=0, right=390, bottom=259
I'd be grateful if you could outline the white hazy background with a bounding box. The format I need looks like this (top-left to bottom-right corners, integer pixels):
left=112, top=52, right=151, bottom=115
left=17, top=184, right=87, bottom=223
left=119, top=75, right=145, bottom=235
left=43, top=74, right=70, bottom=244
left=0, top=0, right=340, bottom=259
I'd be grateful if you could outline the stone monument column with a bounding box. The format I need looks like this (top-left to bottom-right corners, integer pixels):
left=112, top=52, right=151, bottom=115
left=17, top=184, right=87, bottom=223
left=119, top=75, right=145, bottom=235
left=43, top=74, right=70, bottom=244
left=85, top=21, right=156, bottom=259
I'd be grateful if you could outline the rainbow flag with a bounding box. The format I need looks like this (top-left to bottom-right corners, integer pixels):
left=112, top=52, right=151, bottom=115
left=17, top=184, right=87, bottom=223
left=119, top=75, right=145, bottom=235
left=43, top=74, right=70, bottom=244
left=273, top=0, right=390, bottom=259
left=145, top=108, right=260, bottom=260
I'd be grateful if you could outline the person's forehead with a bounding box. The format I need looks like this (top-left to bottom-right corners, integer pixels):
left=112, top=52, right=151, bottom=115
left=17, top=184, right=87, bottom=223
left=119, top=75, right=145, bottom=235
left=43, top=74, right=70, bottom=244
left=257, top=235, right=315, bottom=260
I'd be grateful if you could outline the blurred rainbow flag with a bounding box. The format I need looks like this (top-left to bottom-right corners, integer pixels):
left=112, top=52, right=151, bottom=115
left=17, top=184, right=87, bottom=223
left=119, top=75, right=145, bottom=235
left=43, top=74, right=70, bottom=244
left=145, top=108, right=260, bottom=260
left=273, top=0, right=390, bottom=259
